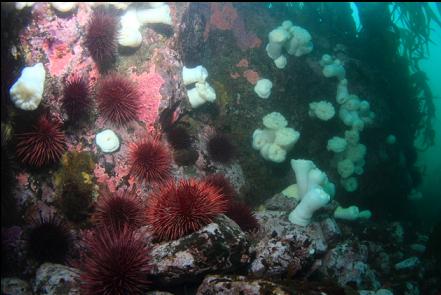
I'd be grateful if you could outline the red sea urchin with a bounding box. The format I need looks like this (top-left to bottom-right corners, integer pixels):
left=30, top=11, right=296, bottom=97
left=166, top=126, right=192, bottom=150
left=226, top=201, right=260, bottom=233
left=93, top=190, right=145, bottom=232
left=146, top=179, right=228, bottom=241
left=27, top=214, right=72, bottom=263
left=129, top=138, right=172, bottom=183
left=62, top=75, right=91, bottom=122
left=202, top=174, right=259, bottom=232
left=16, top=115, right=66, bottom=167
left=96, top=74, right=140, bottom=126
left=79, top=226, right=151, bottom=295
left=207, top=133, right=235, bottom=164
left=202, top=174, right=237, bottom=201
left=85, top=9, right=118, bottom=69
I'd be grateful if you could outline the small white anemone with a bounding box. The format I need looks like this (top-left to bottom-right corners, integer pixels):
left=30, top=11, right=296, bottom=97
left=309, top=101, right=335, bottom=121
left=96, top=129, right=120, bottom=153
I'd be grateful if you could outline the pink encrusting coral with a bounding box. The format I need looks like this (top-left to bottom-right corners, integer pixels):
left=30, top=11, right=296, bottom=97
left=19, top=3, right=98, bottom=79
left=94, top=164, right=119, bottom=194
left=129, top=64, right=165, bottom=131
left=46, top=43, right=74, bottom=77
left=206, top=2, right=238, bottom=32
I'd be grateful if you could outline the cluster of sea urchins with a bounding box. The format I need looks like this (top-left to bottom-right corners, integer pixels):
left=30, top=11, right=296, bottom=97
left=6, top=4, right=261, bottom=292
left=16, top=115, right=66, bottom=167
left=78, top=187, right=150, bottom=294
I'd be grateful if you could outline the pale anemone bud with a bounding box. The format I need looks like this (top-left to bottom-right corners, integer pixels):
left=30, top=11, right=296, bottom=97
left=268, top=27, right=290, bottom=44
left=262, top=112, right=287, bottom=129
left=319, top=54, right=333, bottom=67
left=341, top=177, right=358, bottom=192
left=274, top=55, right=287, bottom=69
left=254, top=79, right=273, bottom=99
left=327, top=136, right=347, bottom=153
left=118, top=10, right=142, bottom=48
left=51, top=2, right=77, bottom=13
left=137, top=4, right=172, bottom=25
left=337, top=159, right=355, bottom=178
left=182, top=65, right=208, bottom=86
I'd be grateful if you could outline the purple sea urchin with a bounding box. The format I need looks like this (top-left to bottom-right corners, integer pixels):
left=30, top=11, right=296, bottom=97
left=129, top=138, right=172, bottom=184
left=27, top=214, right=71, bottom=263
left=85, top=9, right=118, bottom=69
left=166, top=126, right=192, bottom=150
left=226, top=201, right=260, bottom=233
left=62, top=74, right=91, bottom=122
left=16, top=115, right=66, bottom=167
left=79, top=226, right=151, bottom=295
left=207, top=133, right=235, bottom=163
left=202, top=174, right=237, bottom=201
left=93, top=190, right=145, bottom=232
left=96, top=73, right=140, bottom=126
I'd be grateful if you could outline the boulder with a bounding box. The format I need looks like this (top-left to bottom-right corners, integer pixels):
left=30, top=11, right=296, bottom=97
left=150, top=215, right=250, bottom=285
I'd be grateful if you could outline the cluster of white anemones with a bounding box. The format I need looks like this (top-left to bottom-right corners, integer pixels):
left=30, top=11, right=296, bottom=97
left=318, top=54, right=376, bottom=192
left=182, top=65, right=217, bottom=109
left=252, top=112, right=300, bottom=163
left=265, top=20, right=313, bottom=69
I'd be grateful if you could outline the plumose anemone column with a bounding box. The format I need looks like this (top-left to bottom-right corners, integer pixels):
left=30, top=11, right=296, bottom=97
left=288, top=159, right=334, bottom=226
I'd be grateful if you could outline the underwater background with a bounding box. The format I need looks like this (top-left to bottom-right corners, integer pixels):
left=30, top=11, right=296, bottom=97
left=1, top=2, right=440, bottom=295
